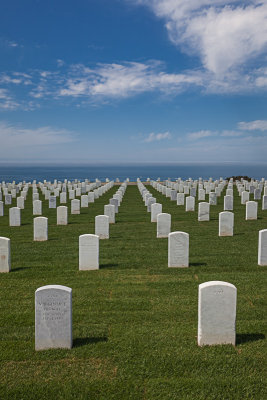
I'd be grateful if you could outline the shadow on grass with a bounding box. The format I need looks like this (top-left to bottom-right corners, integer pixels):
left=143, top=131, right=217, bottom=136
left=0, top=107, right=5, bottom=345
left=110, top=235, right=122, bottom=239
left=12, top=267, right=28, bottom=272
left=190, top=262, right=207, bottom=267
left=236, top=333, right=265, bottom=344
left=100, top=263, right=119, bottom=269
left=73, top=336, right=108, bottom=347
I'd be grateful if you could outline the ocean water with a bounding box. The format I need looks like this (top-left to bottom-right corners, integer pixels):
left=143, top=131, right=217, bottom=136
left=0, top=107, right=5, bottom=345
left=0, top=164, right=266, bottom=182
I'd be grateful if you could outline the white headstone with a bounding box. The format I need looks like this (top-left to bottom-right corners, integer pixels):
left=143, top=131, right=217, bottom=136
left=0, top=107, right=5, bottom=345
left=186, top=196, right=195, bottom=212
left=224, top=195, right=233, bottom=211
left=49, top=196, right=57, bottom=209
left=34, top=217, right=48, bottom=241
left=104, top=204, right=115, bottom=224
left=190, top=187, right=196, bottom=197
left=95, top=215, right=109, bottom=239
left=198, top=189, right=206, bottom=201
left=0, top=237, right=11, bottom=272
left=209, top=192, right=217, bottom=205
left=81, top=195, right=88, bottom=208
left=246, top=201, right=257, bottom=220
left=71, top=199, right=80, bottom=215
left=57, top=206, right=68, bottom=225
left=33, top=200, right=42, bottom=215
left=258, top=229, right=267, bottom=266
left=219, top=212, right=234, bottom=236
left=198, top=202, right=210, bottom=221
left=75, top=188, right=81, bottom=197
left=170, top=190, right=177, bottom=201
left=168, top=231, right=189, bottom=267
left=33, top=193, right=39, bottom=201
left=109, top=198, right=119, bottom=213
left=262, top=195, right=267, bottom=210
left=151, top=203, right=162, bottom=222
left=178, top=184, right=184, bottom=193
left=198, top=281, right=236, bottom=346
left=79, top=234, right=99, bottom=270
left=177, top=193, right=185, bottom=206
left=254, top=188, right=261, bottom=200
left=0, top=201, right=4, bottom=216
left=9, top=207, right=21, bottom=226
left=147, top=197, right=156, bottom=212
left=44, top=190, right=50, bottom=200
left=241, top=191, right=249, bottom=204
left=165, top=188, right=171, bottom=198
left=35, top=285, right=72, bottom=350
left=60, top=192, right=67, bottom=204
left=157, top=213, right=171, bottom=238
left=88, top=192, right=95, bottom=203
left=17, top=196, right=24, bottom=209
left=184, top=186, right=189, bottom=195
left=69, top=190, right=75, bottom=200
left=94, top=189, right=99, bottom=199
left=5, top=194, right=12, bottom=205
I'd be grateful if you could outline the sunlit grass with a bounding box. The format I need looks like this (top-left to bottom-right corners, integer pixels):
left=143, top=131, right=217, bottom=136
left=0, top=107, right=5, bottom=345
left=0, top=184, right=266, bottom=399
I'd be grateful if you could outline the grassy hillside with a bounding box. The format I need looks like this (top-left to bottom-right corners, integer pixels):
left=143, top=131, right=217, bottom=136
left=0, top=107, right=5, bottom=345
left=0, top=183, right=266, bottom=399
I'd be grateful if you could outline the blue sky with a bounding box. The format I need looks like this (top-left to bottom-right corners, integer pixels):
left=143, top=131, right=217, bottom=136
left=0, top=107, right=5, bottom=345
left=0, top=0, right=267, bottom=164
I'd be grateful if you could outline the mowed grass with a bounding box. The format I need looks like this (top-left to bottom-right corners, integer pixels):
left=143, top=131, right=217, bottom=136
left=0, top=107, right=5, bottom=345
left=0, top=183, right=266, bottom=400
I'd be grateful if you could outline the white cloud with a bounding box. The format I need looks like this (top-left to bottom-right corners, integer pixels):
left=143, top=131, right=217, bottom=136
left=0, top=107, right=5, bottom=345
left=57, top=59, right=65, bottom=67
left=58, top=62, right=203, bottom=100
left=0, top=74, right=22, bottom=85
left=144, top=131, right=171, bottom=142
left=187, top=130, right=215, bottom=140
left=0, top=88, right=20, bottom=110
left=2, top=57, right=267, bottom=110
left=221, top=130, right=244, bottom=137
left=6, top=40, right=19, bottom=47
left=238, top=120, right=267, bottom=131
left=0, top=121, right=76, bottom=152
left=0, top=89, right=7, bottom=99
left=131, top=1, right=267, bottom=76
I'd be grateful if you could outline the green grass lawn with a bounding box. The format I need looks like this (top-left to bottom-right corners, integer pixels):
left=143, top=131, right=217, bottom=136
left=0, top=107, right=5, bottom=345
left=0, top=183, right=266, bottom=399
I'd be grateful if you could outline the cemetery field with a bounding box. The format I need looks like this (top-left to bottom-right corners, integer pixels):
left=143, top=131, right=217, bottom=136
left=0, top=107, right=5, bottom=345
left=0, top=184, right=266, bottom=400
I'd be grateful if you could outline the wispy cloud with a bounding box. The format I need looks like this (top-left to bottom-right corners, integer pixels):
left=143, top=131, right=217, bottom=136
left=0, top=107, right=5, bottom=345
left=220, top=130, right=244, bottom=137
left=238, top=120, right=267, bottom=131
left=57, top=59, right=65, bottom=67
left=0, top=121, right=76, bottom=152
left=186, top=120, right=267, bottom=142
left=0, top=89, right=20, bottom=110
left=8, top=41, right=18, bottom=48
left=187, top=130, right=215, bottom=140
left=1, top=57, right=267, bottom=111
left=144, top=131, right=171, bottom=142
left=58, top=61, right=203, bottom=100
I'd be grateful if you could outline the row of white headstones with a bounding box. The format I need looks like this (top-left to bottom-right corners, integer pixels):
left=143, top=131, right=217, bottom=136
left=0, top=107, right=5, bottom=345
left=1, top=179, right=127, bottom=351
left=0, top=179, right=114, bottom=217
left=137, top=179, right=267, bottom=266
left=0, top=180, right=128, bottom=272
left=136, top=178, right=266, bottom=348
left=34, top=280, right=237, bottom=350
left=150, top=178, right=267, bottom=214
left=1, top=177, right=266, bottom=350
